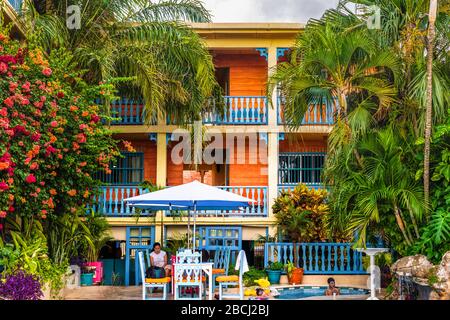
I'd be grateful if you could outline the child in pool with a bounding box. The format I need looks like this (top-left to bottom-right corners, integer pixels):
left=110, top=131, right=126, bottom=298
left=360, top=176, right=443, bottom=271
left=254, top=288, right=269, bottom=300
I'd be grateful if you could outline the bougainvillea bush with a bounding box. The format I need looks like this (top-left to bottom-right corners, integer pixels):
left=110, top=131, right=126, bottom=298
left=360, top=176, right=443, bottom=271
left=0, top=31, right=121, bottom=226
left=0, top=270, right=43, bottom=300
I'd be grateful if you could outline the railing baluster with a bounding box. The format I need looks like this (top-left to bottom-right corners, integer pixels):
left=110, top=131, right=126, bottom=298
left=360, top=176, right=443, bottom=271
left=346, top=245, right=351, bottom=272
left=340, top=245, right=345, bottom=272
left=321, top=245, right=325, bottom=272
left=333, top=245, right=338, bottom=272
left=314, top=244, right=319, bottom=272
left=302, top=244, right=307, bottom=272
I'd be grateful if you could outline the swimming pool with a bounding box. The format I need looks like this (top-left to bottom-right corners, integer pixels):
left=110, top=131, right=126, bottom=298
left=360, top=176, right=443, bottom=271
left=274, top=286, right=369, bottom=300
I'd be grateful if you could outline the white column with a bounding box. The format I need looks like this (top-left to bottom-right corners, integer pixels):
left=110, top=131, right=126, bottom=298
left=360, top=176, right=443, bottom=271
left=267, top=46, right=279, bottom=228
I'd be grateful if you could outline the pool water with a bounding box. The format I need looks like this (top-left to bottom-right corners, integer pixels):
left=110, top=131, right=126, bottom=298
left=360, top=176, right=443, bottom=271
left=274, top=286, right=369, bottom=299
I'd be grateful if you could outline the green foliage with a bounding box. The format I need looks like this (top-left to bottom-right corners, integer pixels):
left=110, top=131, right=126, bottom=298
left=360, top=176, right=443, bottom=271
left=21, top=0, right=221, bottom=125
left=241, top=267, right=267, bottom=287
left=0, top=219, right=68, bottom=295
left=82, top=211, right=113, bottom=263
left=266, top=261, right=284, bottom=271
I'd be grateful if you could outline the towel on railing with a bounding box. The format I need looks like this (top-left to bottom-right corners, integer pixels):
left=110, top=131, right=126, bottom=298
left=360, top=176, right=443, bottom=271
left=234, top=250, right=249, bottom=273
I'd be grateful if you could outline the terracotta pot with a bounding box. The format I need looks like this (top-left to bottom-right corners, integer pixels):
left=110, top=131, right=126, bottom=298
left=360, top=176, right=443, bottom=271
left=289, top=268, right=303, bottom=285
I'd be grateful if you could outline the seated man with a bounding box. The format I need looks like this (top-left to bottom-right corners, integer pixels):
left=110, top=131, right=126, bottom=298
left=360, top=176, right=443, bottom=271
left=148, top=242, right=171, bottom=277
left=325, top=277, right=340, bottom=296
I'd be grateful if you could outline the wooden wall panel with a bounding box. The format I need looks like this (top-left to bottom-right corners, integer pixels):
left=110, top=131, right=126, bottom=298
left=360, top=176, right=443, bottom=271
left=214, top=53, right=268, bottom=96
left=126, top=140, right=157, bottom=183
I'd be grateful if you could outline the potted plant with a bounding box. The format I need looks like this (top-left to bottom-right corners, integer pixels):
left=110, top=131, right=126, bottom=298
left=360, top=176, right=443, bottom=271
left=80, top=266, right=96, bottom=286
left=285, top=261, right=304, bottom=285
left=266, top=261, right=284, bottom=284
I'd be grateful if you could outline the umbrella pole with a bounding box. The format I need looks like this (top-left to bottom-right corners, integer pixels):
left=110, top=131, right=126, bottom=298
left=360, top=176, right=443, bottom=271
left=187, top=209, right=191, bottom=250
left=193, top=202, right=197, bottom=252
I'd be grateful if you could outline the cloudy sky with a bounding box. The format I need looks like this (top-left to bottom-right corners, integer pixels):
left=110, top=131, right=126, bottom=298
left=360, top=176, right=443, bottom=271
left=202, top=0, right=341, bottom=23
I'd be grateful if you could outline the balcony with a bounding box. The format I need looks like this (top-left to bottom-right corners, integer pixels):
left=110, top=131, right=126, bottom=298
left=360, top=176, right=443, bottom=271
left=88, top=186, right=155, bottom=217
left=7, top=0, right=23, bottom=12
left=108, top=96, right=268, bottom=125
left=277, top=96, right=338, bottom=125
left=92, top=185, right=268, bottom=217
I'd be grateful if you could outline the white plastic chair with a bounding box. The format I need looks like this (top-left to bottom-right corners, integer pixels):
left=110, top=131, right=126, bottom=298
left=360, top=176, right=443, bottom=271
left=138, top=251, right=170, bottom=300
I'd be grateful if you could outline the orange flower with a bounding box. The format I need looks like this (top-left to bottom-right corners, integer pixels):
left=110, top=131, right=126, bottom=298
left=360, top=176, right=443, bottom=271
left=67, top=189, right=77, bottom=197
left=70, top=105, right=78, bottom=112
left=82, top=111, right=89, bottom=117
left=0, top=162, right=9, bottom=170
left=49, top=189, right=57, bottom=195
left=50, top=171, right=57, bottom=177
left=8, top=194, right=14, bottom=201
left=83, top=190, right=89, bottom=198
left=49, top=134, right=57, bottom=143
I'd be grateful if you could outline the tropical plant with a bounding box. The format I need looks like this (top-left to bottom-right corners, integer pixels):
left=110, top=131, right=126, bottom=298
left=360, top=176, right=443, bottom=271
left=19, top=0, right=221, bottom=125
left=266, top=261, right=284, bottom=271
left=82, top=211, right=113, bottom=263
left=273, top=184, right=331, bottom=243
left=0, top=29, right=120, bottom=224
left=46, top=210, right=95, bottom=266
left=0, top=270, right=43, bottom=300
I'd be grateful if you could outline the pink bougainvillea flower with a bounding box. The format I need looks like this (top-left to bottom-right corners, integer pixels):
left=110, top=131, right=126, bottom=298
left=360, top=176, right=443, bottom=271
left=0, top=211, right=6, bottom=218
left=50, top=120, right=58, bottom=127
left=8, top=82, right=18, bottom=92
left=21, top=81, right=31, bottom=93
left=76, top=133, right=87, bottom=144
left=5, top=129, right=14, bottom=136
left=25, top=174, right=36, bottom=184
left=0, top=62, right=7, bottom=74
left=21, top=98, right=30, bottom=105
left=39, top=181, right=45, bottom=186
left=0, top=107, right=7, bottom=117
left=3, top=97, right=14, bottom=108
left=8, top=206, right=14, bottom=212
left=18, top=141, right=24, bottom=147
left=42, top=67, right=52, bottom=76
left=31, top=132, right=41, bottom=142
left=0, top=182, right=9, bottom=191
left=57, top=91, right=64, bottom=99
left=79, top=124, right=88, bottom=130
left=30, top=162, right=38, bottom=170
left=33, top=101, right=43, bottom=108
left=41, top=209, right=47, bottom=215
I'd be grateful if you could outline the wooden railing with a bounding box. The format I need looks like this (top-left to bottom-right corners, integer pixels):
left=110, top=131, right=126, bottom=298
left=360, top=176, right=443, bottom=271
left=264, top=242, right=366, bottom=274
left=92, top=185, right=268, bottom=217
left=277, top=97, right=338, bottom=125
left=203, top=96, right=268, bottom=125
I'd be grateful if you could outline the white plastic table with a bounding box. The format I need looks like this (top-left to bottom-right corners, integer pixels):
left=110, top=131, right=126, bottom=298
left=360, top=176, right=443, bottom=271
left=173, top=262, right=214, bottom=300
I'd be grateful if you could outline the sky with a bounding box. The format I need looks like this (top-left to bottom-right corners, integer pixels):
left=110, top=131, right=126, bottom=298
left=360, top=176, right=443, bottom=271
left=202, top=0, right=341, bottom=23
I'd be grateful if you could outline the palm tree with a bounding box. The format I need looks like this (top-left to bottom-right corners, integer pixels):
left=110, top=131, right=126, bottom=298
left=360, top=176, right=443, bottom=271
left=20, top=0, right=220, bottom=124
left=423, top=0, right=438, bottom=208
left=268, top=10, right=399, bottom=143
left=328, top=127, right=426, bottom=249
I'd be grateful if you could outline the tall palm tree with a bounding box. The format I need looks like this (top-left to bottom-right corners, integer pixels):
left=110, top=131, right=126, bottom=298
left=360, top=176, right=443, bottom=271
left=20, top=0, right=220, bottom=124
left=423, top=0, right=438, bottom=208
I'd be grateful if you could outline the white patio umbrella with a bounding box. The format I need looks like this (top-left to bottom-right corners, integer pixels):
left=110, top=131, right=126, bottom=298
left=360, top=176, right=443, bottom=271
left=124, top=180, right=255, bottom=251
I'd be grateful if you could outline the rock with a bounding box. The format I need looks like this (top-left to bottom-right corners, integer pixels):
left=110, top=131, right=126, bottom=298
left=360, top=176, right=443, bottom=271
left=433, top=251, right=450, bottom=299
left=391, top=254, right=434, bottom=278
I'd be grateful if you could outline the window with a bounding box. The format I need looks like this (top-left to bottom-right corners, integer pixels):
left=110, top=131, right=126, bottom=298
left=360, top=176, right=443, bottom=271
left=99, top=152, right=144, bottom=185
left=278, top=152, right=325, bottom=185
left=197, top=227, right=241, bottom=251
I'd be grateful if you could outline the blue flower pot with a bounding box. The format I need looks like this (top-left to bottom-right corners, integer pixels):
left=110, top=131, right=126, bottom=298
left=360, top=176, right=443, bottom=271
left=80, top=273, right=94, bottom=286
left=266, top=270, right=282, bottom=284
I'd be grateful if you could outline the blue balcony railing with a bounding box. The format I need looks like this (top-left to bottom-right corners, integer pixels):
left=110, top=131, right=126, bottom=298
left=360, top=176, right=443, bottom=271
left=89, top=186, right=155, bottom=217
left=108, top=96, right=268, bottom=125
left=264, top=242, right=367, bottom=274
left=203, top=96, right=268, bottom=125
left=277, top=96, right=338, bottom=125
left=278, top=184, right=325, bottom=194
left=8, top=0, right=23, bottom=12
left=92, top=185, right=268, bottom=217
